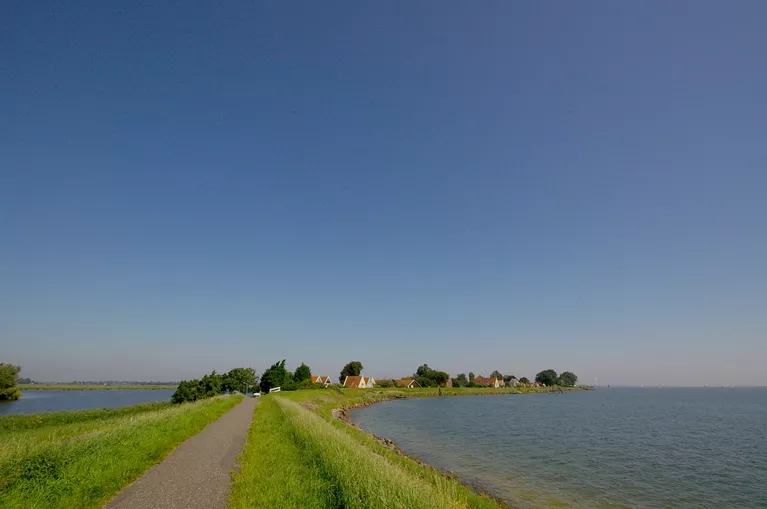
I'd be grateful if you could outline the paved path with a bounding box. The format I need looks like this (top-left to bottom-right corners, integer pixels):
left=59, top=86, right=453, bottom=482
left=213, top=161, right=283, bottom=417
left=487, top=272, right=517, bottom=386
left=106, top=397, right=258, bottom=509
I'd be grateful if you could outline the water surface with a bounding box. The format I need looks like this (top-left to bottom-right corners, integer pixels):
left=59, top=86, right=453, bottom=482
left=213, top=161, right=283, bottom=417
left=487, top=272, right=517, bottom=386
left=0, top=390, right=175, bottom=415
left=349, top=388, right=767, bottom=508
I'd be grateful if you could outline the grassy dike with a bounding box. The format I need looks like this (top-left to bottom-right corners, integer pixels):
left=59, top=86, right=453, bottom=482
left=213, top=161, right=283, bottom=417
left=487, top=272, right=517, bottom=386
left=231, top=386, right=582, bottom=509
left=0, top=395, right=242, bottom=509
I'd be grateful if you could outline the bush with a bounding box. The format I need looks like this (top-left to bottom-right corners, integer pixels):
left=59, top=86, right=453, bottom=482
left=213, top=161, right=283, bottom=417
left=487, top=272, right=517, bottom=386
left=0, top=364, right=22, bottom=401
left=172, top=368, right=258, bottom=403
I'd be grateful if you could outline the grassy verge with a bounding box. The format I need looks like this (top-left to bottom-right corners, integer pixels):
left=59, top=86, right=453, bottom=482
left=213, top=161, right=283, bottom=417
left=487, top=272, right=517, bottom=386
left=232, top=386, right=583, bottom=508
left=0, top=395, right=242, bottom=509
left=19, top=384, right=178, bottom=390
left=0, top=401, right=171, bottom=433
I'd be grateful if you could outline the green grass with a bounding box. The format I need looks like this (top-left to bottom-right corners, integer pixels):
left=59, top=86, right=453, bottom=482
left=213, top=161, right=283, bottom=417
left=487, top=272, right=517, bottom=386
left=231, top=387, right=582, bottom=508
left=0, top=395, right=242, bottom=509
left=229, top=396, right=336, bottom=509
left=0, top=401, right=171, bottom=434
left=19, top=384, right=178, bottom=391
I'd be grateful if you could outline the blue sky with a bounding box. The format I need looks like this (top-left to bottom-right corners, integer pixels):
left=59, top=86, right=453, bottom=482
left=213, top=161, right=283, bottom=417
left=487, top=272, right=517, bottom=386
left=2, top=1, right=765, bottom=385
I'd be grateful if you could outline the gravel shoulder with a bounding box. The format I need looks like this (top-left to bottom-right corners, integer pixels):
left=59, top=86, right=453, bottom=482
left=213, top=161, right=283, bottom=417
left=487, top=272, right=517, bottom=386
left=105, top=397, right=258, bottom=509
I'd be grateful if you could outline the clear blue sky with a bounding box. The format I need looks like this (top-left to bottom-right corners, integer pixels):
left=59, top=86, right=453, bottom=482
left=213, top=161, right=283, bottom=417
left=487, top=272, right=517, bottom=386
left=2, top=1, right=765, bottom=386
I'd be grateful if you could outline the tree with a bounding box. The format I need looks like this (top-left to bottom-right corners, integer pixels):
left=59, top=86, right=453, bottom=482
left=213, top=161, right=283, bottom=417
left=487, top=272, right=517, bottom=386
left=294, top=363, right=312, bottom=383
left=376, top=379, right=395, bottom=388
left=559, top=371, right=578, bottom=387
left=503, top=375, right=517, bottom=383
left=261, top=360, right=291, bottom=393
left=491, top=370, right=503, bottom=380
left=0, top=363, right=22, bottom=401
left=172, top=379, right=202, bottom=403
left=518, top=377, right=530, bottom=385
left=222, top=367, right=258, bottom=393
left=455, top=373, right=468, bottom=387
left=415, top=364, right=432, bottom=377
left=412, top=364, right=450, bottom=387
left=339, top=361, right=363, bottom=383
left=468, top=372, right=475, bottom=386
left=535, top=369, right=559, bottom=386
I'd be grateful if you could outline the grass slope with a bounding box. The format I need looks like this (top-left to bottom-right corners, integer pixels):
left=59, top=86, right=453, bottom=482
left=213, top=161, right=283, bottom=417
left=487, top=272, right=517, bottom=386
left=0, top=395, right=242, bottom=509
left=0, top=401, right=171, bottom=433
left=232, top=387, right=580, bottom=508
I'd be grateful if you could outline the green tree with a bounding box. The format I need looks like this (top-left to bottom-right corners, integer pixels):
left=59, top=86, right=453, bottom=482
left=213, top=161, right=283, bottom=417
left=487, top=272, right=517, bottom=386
left=172, top=379, right=201, bottom=403
left=413, top=364, right=450, bottom=387
left=415, top=364, right=432, bottom=377
left=376, top=379, right=395, bottom=388
left=294, top=363, right=312, bottom=383
left=518, top=377, right=530, bottom=385
left=535, top=369, right=559, bottom=386
left=339, top=361, right=363, bottom=383
left=468, top=372, right=476, bottom=387
left=503, top=374, right=517, bottom=383
left=455, top=373, right=468, bottom=387
left=559, top=371, right=578, bottom=387
left=199, top=371, right=223, bottom=397
left=222, top=367, right=258, bottom=393
left=491, top=370, right=503, bottom=379
left=0, top=363, right=22, bottom=401
left=261, top=360, right=291, bottom=393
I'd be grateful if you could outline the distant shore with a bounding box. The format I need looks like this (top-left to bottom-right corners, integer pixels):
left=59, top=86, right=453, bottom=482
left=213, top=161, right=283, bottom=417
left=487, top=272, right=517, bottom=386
left=19, top=384, right=178, bottom=391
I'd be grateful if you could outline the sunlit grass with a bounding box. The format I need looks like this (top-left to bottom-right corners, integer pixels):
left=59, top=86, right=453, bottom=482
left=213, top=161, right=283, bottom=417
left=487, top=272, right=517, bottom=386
left=0, top=395, right=241, bottom=509
left=276, top=396, right=465, bottom=509
left=0, top=401, right=171, bottom=434
left=229, top=387, right=575, bottom=508
left=229, top=396, right=335, bottom=509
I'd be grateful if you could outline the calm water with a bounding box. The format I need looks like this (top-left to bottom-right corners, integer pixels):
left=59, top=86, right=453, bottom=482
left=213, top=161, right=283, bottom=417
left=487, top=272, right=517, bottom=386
left=349, top=388, right=767, bottom=509
left=0, top=390, right=175, bottom=415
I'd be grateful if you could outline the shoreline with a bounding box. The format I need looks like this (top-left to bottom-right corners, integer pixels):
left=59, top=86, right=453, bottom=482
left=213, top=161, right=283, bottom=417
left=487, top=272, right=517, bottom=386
left=19, top=384, right=178, bottom=391
left=329, top=387, right=586, bottom=508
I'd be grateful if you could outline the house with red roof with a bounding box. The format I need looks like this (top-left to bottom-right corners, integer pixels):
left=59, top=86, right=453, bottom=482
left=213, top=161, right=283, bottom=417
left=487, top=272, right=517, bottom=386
left=310, top=376, right=332, bottom=387
left=342, top=375, right=376, bottom=388
left=474, top=376, right=504, bottom=388
left=394, top=378, right=422, bottom=389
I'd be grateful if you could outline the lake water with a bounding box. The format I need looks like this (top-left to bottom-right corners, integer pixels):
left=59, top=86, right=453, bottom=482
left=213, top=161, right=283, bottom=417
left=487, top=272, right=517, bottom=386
left=0, top=390, right=175, bottom=415
left=349, top=388, right=767, bottom=509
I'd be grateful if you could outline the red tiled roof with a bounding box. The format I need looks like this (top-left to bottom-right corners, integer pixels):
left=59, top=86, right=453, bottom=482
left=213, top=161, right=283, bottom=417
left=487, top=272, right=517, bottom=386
left=343, top=376, right=364, bottom=387
left=395, top=378, right=417, bottom=388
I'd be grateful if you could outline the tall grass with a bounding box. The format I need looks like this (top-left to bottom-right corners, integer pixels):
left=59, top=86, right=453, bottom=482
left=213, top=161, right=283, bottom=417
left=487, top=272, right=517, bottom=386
left=232, top=388, right=561, bottom=508
left=0, top=395, right=241, bottom=509
left=229, top=396, right=336, bottom=509
left=0, top=401, right=171, bottom=433
left=275, top=397, right=466, bottom=509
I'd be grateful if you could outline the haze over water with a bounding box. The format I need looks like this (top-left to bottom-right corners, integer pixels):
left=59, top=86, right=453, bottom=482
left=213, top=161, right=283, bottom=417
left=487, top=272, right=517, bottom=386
left=350, top=389, right=767, bottom=508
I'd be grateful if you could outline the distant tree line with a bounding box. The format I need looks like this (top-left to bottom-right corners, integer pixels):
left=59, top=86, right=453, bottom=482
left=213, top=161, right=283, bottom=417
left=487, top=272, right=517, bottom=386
left=396, top=365, right=578, bottom=388
left=535, top=369, right=578, bottom=387
left=171, top=367, right=258, bottom=403
left=171, top=362, right=580, bottom=403
left=0, top=363, right=22, bottom=401
left=412, top=364, right=450, bottom=387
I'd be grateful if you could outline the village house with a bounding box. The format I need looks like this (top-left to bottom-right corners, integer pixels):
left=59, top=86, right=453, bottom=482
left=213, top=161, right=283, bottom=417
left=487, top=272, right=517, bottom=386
left=394, top=378, right=422, bottom=389
left=475, top=376, right=504, bottom=388
left=310, top=376, right=332, bottom=387
left=342, top=375, right=376, bottom=388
